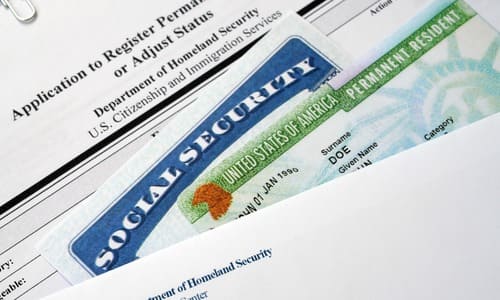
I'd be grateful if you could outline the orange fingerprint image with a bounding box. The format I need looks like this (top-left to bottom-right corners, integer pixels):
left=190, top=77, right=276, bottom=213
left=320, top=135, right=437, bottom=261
left=192, top=183, right=232, bottom=220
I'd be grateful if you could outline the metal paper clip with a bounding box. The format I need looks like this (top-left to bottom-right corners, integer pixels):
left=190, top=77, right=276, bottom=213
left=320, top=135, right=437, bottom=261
left=1, top=0, right=36, bottom=23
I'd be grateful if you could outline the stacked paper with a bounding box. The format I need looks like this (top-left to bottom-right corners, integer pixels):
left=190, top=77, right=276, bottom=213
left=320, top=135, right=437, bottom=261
left=6, top=0, right=494, bottom=298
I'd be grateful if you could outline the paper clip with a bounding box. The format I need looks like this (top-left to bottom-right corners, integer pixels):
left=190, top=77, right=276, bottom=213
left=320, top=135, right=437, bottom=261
left=1, top=0, right=37, bottom=23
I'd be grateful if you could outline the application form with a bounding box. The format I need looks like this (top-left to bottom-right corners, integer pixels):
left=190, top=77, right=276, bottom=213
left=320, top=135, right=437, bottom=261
left=0, top=0, right=388, bottom=299
left=42, top=112, right=500, bottom=300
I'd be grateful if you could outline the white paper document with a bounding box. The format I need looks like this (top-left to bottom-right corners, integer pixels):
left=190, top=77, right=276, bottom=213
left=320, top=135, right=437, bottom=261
left=1, top=0, right=380, bottom=299
left=43, top=112, right=500, bottom=300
